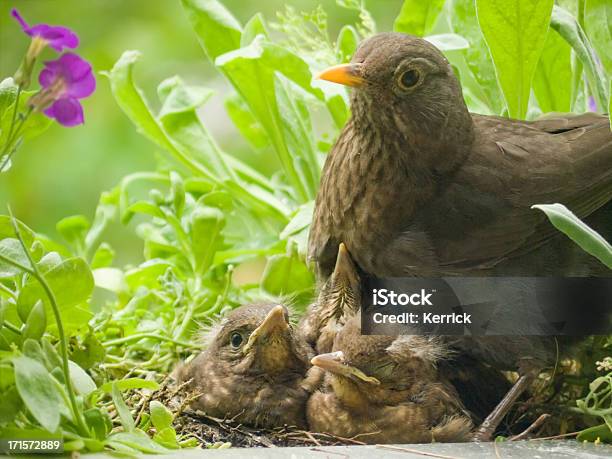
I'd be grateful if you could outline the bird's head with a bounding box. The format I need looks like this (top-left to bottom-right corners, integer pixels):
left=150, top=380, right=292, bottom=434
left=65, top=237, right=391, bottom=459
left=311, top=316, right=447, bottom=407
left=317, top=32, right=468, bottom=139
left=204, top=303, right=311, bottom=377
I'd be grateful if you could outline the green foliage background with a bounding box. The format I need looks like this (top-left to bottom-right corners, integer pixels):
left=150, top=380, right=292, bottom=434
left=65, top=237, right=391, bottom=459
left=0, top=0, right=611, bottom=453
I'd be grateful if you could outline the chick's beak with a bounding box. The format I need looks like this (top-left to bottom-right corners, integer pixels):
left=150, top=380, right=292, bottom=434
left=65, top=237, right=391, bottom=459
left=243, top=305, right=289, bottom=354
left=316, top=63, right=365, bottom=87
left=311, top=351, right=380, bottom=385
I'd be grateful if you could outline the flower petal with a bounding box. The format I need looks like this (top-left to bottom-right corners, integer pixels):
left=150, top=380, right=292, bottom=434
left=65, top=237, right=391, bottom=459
left=11, top=9, right=79, bottom=52
left=11, top=9, right=30, bottom=33
left=66, top=69, right=96, bottom=99
left=38, top=68, right=56, bottom=89
left=44, top=98, right=84, bottom=127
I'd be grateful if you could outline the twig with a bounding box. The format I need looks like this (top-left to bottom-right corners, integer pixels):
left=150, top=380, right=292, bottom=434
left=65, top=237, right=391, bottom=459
left=376, top=444, right=463, bottom=459
left=528, top=431, right=579, bottom=441
left=509, top=414, right=551, bottom=441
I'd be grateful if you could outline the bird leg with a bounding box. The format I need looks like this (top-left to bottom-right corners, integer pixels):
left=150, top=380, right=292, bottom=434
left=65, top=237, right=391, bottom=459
left=472, top=371, right=536, bottom=441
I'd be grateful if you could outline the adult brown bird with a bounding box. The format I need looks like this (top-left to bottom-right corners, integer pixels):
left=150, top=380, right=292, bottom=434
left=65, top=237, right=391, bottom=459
left=307, top=316, right=473, bottom=443
left=310, top=33, right=612, bottom=279
left=175, top=303, right=319, bottom=429
left=300, top=242, right=360, bottom=353
left=308, top=32, right=612, bottom=439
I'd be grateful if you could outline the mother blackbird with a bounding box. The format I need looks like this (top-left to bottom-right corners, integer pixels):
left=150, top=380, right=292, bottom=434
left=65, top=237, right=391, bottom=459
left=310, top=33, right=612, bottom=278
left=308, top=32, right=612, bottom=439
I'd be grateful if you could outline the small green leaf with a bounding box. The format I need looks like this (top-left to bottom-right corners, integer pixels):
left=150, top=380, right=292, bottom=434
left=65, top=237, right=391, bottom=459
left=0, top=237, right=32, bottom=278
left=41, top=337, right=62, bottom=369
left=13, top=355, right=66, bottom=433
left=69, top=360, right=97, bottom=396
left=577, top=423, right=612, bottom=443
left=261, top=251, right=314, bottom=297
left=93, top=267, right=128, bottom=294
left=0, top=386, right=22, bottom=424
left=181, top=0, right=242, bottom=62
left=150, top=400, right=173, bottom=430
left=56, top=215, right=90, bottom=249
left=111, top=382, right=135, bottom=432
left=394, top=0, right=445, bottom=37
left=532, top=203, right=612, bottom=269
left=108, top=430, right=169, bottom=453
left=84, top=407, right=112, bottom=440
left=18, top=257, right=94, bottom=322
left=191, top=205, right=225, bottom=274
left=336, top=25, right=358, bottom=62
left=23, top=300, right=46, bottom=341
left=476, top=0, right=554, bottom=119
left=241, top=13, right=267, bottom=46
left=90, top=242, right=115, bottom=269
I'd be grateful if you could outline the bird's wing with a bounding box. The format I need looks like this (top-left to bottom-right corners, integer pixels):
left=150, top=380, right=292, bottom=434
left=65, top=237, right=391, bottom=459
left=430, top=113, right=612, bottom=270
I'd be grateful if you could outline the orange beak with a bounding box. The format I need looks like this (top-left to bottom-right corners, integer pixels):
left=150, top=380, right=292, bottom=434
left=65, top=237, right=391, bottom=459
left=316, top=63, right=365, bottom=87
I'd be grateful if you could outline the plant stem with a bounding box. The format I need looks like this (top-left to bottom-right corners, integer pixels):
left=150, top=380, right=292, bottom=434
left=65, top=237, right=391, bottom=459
left=102, top=332, right=197, bottom=349
left=1, top=102, right=33, bottom=173
left=1, top=320, right=22, bottom=335
left=8, top=210, right=90, bottom=437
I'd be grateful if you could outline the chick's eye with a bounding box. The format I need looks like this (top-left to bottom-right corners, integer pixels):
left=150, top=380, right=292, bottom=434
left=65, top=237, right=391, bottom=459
left=399, top=69, right=420, bottom=89
left=230, top=332, right=243, bottom=348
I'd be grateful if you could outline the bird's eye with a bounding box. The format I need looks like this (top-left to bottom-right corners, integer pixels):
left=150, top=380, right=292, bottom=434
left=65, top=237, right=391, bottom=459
left=398, top=69, right=421, bottom=89
left=230, top=332, right=243, bottom=348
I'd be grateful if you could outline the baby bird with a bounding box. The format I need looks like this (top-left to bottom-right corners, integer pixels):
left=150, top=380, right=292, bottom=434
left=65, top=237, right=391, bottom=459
left=307, top=316, right=473, bottom=444
left=176, top=303, right=319, bottom=429
left=300, top=243, right=360, bottom=353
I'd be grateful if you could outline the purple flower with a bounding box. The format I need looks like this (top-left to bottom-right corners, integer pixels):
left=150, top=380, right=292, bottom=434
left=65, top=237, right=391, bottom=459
left=588, top=96, right=597, bottom=113
left=12, top=9, right=78, bottom=52
left=31, top=53, right=96, bottom=127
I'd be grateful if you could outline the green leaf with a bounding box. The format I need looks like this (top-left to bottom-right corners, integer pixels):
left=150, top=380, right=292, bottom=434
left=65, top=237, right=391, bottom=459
left=106, top=52, right=289, bottom=222
left=261, top=251, right=314, bottom=297
left=154, top=427, right=180, bottom=449
left=93, top=267, right=128, bottom=294
left=532, top=203, right=612, bottom=269
left=150, top=400, right=173, bottom=430
left=108, top=430, right=169, bottom=454
left=224, top=93, right=270, bottom=149
left=584, top=0, right=612, bottom=76
left=100, top=378, right=160, bottom=393
left=84, top=191, right=118, bottom=261
left=394, top=0, right=445, bottom=36
left=42, top=337, right=62, bottom=369
left=23, top=300, right=46, bottom=341
left=0, top=386, right=22, bottom=424
left=181, top=0, right=242, bottom=62
left=550, top=5, right=608, bottom=113
left=0, top=237, right=32, bottom=277
left=69, top=360, right=97, bottom=396
left=70, top=332, right=106, bottom=370
left=84, top=407, right=112, bottom=441
left=157, top=76, right=233, bottom=181
left=0, top=82, right=52, bottom=149
left=336, top=25, right=359, bottom=62
left=216, top=36, right=323, bottom=202
left=111, top=382, right=135, bottom=432
left=91, top=242, right=115, bottom=269
left=13, top=355, right=66, bottom=433
left=17, top=257, right=94, bottom=333
left=56, top=215, right=90, bottom=250
left=476, top=0, right=554, bottom=119
left=577, top=423, right=612, bottom=443
left=449, top=0, right=504, bottom=114
left=533, top=28, right=572, bottom=113
left=125, top=259, right=172, bottom=290
left=191, top=205, right=225, bottom=274
left=242, top=13, right=268, bottom=46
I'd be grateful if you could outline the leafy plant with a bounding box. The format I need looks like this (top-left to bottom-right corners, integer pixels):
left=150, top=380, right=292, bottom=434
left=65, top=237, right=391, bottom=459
left=1, top=0, right=611, bottom=453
